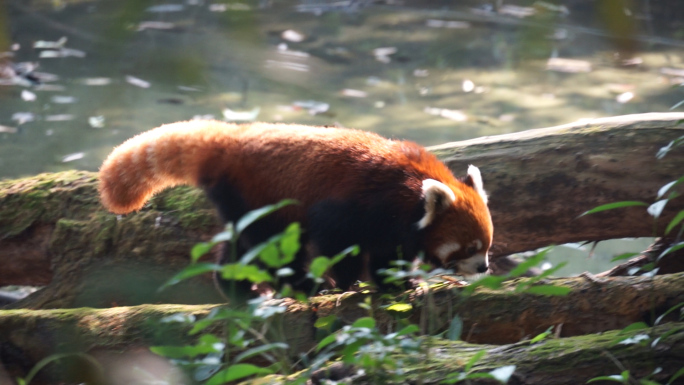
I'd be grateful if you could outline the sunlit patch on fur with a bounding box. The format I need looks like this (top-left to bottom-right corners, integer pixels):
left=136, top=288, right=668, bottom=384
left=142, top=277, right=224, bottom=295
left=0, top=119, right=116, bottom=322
left=435, top=242, right=461, bottom=262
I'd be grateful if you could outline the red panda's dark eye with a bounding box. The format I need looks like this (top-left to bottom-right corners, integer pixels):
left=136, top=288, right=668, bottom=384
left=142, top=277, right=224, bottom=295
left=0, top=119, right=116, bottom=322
left=467, top=246, right=478, bottom=256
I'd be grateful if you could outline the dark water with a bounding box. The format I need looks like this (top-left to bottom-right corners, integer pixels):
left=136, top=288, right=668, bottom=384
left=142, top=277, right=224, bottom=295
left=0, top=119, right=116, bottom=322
left=1, top=0, right=679, bottom=273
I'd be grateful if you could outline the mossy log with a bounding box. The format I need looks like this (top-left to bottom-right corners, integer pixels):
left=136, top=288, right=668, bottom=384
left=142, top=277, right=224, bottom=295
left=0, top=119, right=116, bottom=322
left=0, top=286, right=682, bottom=384
left=1, top=113, right=683, bottom=309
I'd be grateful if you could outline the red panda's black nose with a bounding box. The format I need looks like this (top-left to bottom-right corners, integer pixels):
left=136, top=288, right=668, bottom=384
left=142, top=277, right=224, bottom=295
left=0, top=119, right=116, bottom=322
left=476, top=263, right=488, bottom=274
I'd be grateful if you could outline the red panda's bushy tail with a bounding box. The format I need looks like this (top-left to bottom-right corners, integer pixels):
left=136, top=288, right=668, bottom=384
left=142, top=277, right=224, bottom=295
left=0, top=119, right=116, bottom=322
left=98, top=120, right=236, bottom=214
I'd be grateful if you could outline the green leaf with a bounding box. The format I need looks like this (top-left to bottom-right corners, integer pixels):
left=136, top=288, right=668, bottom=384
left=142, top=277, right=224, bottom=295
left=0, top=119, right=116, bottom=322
left=464, top=350, right=487, bottom=372
left=220, top=264, right=272, bottom=283
left=191, top=242, right=215, bottom=263
left=665, top=210, right=684, bottom=235
left=579, top=201, right=648, bottom=217
left=308, top=257, right=332, bottom=279
left=657, top=242, right=684, bottom=262
left=586, top=375, right=627, bottom=383
left=442, top=372, right=467, bottom=384
left=314, top=314, right=338, bottom=329
left=233, top=342, right=289, bottom=364
left=239, top=240, right=272, bottom=265
left=534, top=261, right=568, bottom=280
left=620, top=322, right=649, bottom=333
left=279, top=222, right=301, bottom=264
left=509, top=247, right=552, bottom=277
left=524, top=285, right=571, bottom=296
left=530, top=326, right=553, bottom=343
left=206, top=364, right=272, bottom=385
left=160, top=263, right=222, bottom=289
left=316, top=334, right=338, bottom=352
left=668, top=366, right=684, bottom=385
left=22, top=353, right=103, bottom=385
left=211, top=224, right=235, bottom=243
left=150, top=341, right=222, bottom=359
left=655, top=303, right=684, bottom=325
left=657, top=177, right=684, bottom=199
left=352, top=317, right=376, bottom=329
left=447, top=316, right=463, bottom=341
left=258, top=242, right=281, bottom=268
left=396, top=324, right=420, bottom=336
left=464, top=275, right=506, bottom=294
left=611, top=252, right=640, bottom=262
left=330, top=245, right=360, bottom=265
left=236, top=199, right=298, bottom=234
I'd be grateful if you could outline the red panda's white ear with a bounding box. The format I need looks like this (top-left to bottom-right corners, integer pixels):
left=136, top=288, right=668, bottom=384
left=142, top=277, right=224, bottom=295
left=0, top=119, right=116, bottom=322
left=416, top=179, right=456, bottom=229
left=465, top=165, right=488, bottom=205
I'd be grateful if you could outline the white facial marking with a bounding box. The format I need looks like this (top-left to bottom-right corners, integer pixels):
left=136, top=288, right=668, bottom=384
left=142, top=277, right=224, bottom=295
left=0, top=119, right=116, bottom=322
left=416, top=179, right=456, bottom=229
left=474, top=239, right=483, bottom=250
left=456, top=252, right=489, bottom=276
left=435, top=242, right=461, bottom=262
left=467, top=165, right=488, bottom=204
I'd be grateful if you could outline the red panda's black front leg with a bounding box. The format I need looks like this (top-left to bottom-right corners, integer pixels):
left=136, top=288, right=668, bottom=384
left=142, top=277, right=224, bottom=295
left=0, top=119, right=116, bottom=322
left=308, top=199, right=421, bottom=292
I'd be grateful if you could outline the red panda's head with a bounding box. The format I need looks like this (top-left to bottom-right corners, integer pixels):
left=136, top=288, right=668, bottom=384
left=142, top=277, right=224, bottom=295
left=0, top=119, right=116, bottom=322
left=417, top=165, right=493, bottom=276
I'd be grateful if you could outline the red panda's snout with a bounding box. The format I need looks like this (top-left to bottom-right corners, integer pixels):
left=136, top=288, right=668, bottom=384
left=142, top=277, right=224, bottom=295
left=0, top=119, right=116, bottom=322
left=416, top=165, right=493, bottom=277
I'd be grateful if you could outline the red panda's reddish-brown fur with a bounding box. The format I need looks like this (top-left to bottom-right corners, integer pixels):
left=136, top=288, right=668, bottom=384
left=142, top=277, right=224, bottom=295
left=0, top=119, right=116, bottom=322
left=99, top=120, right=493, bottom=292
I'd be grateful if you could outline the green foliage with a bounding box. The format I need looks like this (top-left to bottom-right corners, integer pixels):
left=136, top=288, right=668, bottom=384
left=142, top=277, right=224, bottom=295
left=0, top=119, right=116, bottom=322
left=16, top=353, right=104, bottom=385
left=441, top=349, right=515, bottom=384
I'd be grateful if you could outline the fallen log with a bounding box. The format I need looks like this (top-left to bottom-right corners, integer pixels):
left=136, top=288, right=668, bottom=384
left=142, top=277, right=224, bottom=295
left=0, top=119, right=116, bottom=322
left=0, top=274, right=682, bottom=384
left=0, top=113, right=683, bottom=308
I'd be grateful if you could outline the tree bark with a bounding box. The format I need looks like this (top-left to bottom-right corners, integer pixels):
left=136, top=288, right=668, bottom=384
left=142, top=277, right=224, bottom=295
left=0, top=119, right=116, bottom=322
left=429, top=112, right=684, bottom=255
left=0, top=275, right=682, bottom=384
left=1, top=113, right=683, bottom=309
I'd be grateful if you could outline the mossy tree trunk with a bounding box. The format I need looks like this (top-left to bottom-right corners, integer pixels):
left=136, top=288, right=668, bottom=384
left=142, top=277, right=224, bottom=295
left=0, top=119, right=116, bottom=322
left=0, top=277, right=682, bottom=384
left=1, top=113, right=683, bottom=309
left=1, top=113, right=684, bottom=384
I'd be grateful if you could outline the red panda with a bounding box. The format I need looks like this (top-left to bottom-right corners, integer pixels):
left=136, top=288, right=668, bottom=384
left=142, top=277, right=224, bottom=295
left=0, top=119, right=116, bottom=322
left=99, top=120, right=493, bottom=292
